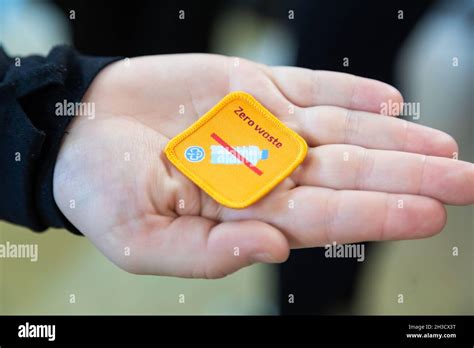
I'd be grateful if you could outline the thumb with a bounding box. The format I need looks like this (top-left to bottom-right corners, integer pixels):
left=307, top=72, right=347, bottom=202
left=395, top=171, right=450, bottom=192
left=118, top=217, right=290, bottom=278
left=204, top=219, right=290, bottom=278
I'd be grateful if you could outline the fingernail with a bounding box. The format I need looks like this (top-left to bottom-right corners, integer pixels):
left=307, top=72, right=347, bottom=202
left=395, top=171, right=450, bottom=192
left=253, top=252, right=276, bottom=263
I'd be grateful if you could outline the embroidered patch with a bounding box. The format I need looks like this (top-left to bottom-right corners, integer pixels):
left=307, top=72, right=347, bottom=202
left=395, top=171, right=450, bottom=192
left=164, top=91, right=308, bottom=208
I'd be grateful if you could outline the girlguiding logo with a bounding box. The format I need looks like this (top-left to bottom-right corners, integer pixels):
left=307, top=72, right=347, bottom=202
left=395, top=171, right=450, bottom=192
left=184, top=146, right=205, bottom=162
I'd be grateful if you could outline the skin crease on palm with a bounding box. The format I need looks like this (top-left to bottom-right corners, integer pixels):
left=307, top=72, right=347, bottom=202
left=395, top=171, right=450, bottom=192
left=52, top=54, right=474, bottom=278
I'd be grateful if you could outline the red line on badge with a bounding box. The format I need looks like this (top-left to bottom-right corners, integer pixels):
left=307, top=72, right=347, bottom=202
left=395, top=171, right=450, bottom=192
left=210, top=133, right=263, bottom=176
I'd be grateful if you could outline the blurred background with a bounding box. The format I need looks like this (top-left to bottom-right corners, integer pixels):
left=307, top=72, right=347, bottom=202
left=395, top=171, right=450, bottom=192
left=0, top=0, right=472, bottom=315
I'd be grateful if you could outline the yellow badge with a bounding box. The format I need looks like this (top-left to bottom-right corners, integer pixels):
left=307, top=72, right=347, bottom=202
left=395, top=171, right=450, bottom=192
left=164, top=91, right=308, bottom=208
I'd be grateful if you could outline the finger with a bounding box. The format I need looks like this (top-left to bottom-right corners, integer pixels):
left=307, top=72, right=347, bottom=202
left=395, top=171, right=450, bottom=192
left=292, top=145, right=474, bottom=205
left=221, top=187, right=447, bottom=248
left=286, top=106, right=458, bottom=157
left=268, top=67, right=403, bottom=114
left=120, top=216, right=289, bottom=278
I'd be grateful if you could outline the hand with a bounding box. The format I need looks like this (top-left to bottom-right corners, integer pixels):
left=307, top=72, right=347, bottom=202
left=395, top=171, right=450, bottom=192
left=53, top=54, right=474, bottom=278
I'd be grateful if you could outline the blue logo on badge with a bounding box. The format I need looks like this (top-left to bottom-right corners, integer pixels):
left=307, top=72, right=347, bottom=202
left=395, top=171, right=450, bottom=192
left=185, top=146, right=205, bottom=162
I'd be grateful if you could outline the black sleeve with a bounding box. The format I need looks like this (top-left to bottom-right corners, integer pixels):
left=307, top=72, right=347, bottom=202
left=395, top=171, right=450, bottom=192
left=0, top=45, right=121, bottom=235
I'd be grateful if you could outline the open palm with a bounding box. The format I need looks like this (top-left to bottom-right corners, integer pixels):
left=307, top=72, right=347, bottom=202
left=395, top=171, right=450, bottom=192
left=53, top=54, right=473, bottom=278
